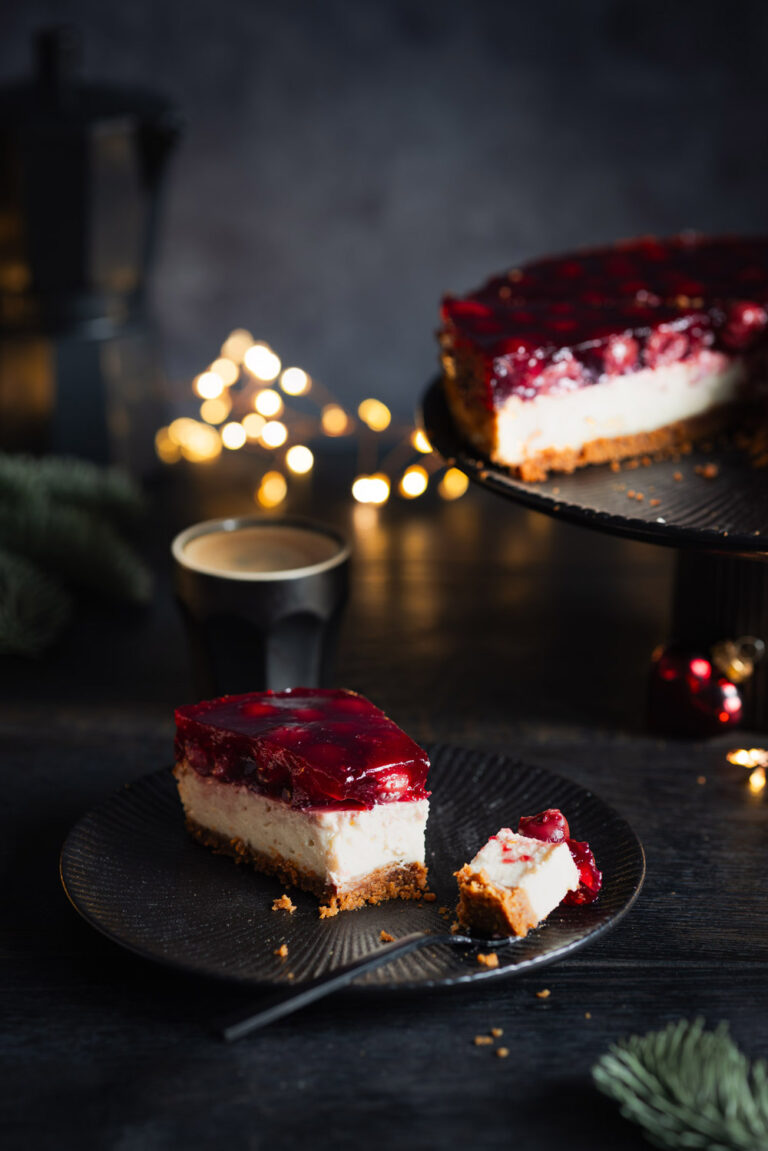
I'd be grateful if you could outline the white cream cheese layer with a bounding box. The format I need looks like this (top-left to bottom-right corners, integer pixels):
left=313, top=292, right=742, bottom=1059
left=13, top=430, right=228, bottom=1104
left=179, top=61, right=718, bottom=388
left=175, top=763, right=428, bottom=890
left=470, top=829, right=579, bottom=922
left=493, top=351, right=745, bottom=465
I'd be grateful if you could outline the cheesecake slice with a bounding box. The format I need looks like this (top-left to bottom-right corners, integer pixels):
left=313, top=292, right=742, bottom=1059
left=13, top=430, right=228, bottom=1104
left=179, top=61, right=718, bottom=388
left=455, top=828, right=579, bottom=937
left=440, top=234, right=768, bottom=480
left=174, top=688, right=430, bottom=915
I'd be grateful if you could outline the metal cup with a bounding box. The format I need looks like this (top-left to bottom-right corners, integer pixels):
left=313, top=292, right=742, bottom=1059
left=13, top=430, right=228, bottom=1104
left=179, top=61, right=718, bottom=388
left=172, top=515, right=350, bottom=699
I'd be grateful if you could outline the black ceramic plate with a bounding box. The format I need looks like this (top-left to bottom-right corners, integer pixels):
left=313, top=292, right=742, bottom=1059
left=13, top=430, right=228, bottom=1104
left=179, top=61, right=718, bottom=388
left=421, top=377, right=768, bottom=553
left=60, top=744, right=644, bottom=990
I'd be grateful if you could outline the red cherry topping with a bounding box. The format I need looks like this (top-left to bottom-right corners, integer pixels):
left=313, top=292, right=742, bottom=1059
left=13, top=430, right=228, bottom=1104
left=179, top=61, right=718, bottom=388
left=517, top=808, right=571, bottom=844
left=517, top=809, right=601, bottom=904
left=563, top=839, right=603, bottom=905
left=721, top=301, right=768, bottom=349
left=603, top=334, right=639, bottom=375
left=175, top=689, right=430, bottom=811
left=440, top=236, right=768, bottom=404
left=644, top=325, right=689, bottom=368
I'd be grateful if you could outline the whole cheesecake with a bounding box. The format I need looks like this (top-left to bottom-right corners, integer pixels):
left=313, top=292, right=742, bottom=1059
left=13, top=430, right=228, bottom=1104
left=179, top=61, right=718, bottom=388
left=174, top=688, right=430, bottom=916
left=439, top=235, right=768, bottom=480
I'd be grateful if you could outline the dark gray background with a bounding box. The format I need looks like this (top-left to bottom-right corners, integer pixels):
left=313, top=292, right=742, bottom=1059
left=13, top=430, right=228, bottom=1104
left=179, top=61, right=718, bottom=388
left=3, top=0, right=768, bottom=414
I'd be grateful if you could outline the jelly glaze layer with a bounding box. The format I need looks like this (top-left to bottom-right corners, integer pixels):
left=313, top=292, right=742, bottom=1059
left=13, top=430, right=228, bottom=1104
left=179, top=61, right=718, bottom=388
left=440, top=235, right=768, bottom=404
left=174, top=688, right=430, bottom=811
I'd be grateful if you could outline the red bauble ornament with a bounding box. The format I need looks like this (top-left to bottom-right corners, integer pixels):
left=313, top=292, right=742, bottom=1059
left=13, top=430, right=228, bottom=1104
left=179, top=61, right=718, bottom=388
left=648, top=643, right=743, bottom=736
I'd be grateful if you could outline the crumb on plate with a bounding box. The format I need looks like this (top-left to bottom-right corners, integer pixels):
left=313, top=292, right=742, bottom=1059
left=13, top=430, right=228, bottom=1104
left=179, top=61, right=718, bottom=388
left=272, top=894, right=296, bottom=913
left=476, top=952, right=499, bottom=969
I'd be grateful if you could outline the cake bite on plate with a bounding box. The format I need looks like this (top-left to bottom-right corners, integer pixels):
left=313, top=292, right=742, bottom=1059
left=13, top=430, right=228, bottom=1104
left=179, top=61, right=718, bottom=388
left=455, top=809, right=601, bottom=937
left=440, top=234, right=768, bottom=480
left=174, top=688, right=430, bottom=916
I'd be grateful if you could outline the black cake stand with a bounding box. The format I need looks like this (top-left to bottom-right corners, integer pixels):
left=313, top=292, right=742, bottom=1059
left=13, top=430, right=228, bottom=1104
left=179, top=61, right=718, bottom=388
left=421, top=378, right=768, bottom=729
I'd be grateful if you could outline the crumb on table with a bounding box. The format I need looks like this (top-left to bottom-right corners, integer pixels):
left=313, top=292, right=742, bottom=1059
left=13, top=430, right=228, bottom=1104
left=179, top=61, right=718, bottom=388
left=697, top=775, right=707, bottom=785
left=491, top=1027, right=503, bottom=1038
left=585, top=1012, right=592, bottom=1019
left=273, top=943, right=288, bottom=959
left=536, top=988, right=551, bottom=999
left=318, top=903, right=339, bottom=919
left=476, top=952, right=499, bottom=969
left=380, top=930, right=394, bottom=943
left=474, top=1035, right=494, bottom=1046
left=496, top=1047, right=510, bottom=1059
left=272, top=894, right=296, bottom=914
left=423, top=892, right=437, bottom=902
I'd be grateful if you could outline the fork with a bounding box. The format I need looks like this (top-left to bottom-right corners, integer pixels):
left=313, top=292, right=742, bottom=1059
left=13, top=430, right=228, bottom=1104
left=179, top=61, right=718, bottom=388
left=219, top=930, right=506, bottom=1040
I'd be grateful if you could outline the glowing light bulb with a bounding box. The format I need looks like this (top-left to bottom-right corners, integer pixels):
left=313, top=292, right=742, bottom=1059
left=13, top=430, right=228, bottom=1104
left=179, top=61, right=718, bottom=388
left=209, top=357, right=239, bottom=386
left=175, top=420, right=221, bottom=463
left=286, top=445, right=314, bottom=474
left=244, top=342, right=281, bottom=382
left=242, top=412, right=266, bottom=439
left=221, top=422, right=247, bottom=450
left=399, top=465, right=428, bottom=498
left=257, top=470, right=288, bottom=508
left=280, top=367, right=310, bottom=395
left=438, top=467, right=470, bottom=500
left=168, top=417, right=196, bottom=445
left=221, top=329, right=254, bottom=363
left=352, top=473, right=390, bottom=505
left=727, top=748, right=768, bottom=768
left=358, top=398, right=391, bottom=431
left=750, top=766, right=766, bottom=793
left=321, top=404, right=349, bottom=436
left=154, top=427, right=181, bottom=464
left=260, top=420, right=288, bottom=448
left=254, top=388, right=284, bottom=418
left=411, top=429, right=432, bottom=454
left=352, top=476, right=370, bottom=503
left=195, top=370, right=224, bottom=400
left=200, top=395, right=231, bottom=424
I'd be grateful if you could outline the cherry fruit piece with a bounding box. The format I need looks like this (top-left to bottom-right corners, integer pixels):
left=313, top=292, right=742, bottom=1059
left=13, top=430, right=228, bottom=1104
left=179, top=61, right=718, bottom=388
left=563, top=839, right=603, bottom=905
left=517, top=808, right=571, bottom=844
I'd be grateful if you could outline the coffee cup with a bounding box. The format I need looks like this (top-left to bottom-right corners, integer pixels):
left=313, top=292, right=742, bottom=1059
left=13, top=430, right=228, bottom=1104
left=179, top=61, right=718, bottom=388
left=172, top=515, right=350, bottom=698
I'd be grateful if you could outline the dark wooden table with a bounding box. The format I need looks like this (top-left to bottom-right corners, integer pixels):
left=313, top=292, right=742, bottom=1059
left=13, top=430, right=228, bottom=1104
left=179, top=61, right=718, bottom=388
left=3, top=451, right=766, bottom=1150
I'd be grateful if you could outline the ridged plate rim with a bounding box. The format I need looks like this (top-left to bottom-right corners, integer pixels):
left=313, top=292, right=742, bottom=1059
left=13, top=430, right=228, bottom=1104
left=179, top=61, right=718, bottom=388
left=420, top=376, right=768, bottom=554
left=60, top=743, right=645, bottom=992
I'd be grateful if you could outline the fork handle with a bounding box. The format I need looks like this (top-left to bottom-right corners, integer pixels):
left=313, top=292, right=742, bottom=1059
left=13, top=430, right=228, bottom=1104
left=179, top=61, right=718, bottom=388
left=219, top=931, right=445, bottom=1040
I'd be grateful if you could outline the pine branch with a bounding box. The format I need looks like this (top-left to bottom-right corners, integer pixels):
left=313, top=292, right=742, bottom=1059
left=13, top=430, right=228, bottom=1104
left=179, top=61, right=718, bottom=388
left=0, top=548, right=72, bottom=656
left=0, top=498, right=153, bottom=604
left=0, top=453, right=144, bottom=523
left=593, top=1019, right=768, bottom=1150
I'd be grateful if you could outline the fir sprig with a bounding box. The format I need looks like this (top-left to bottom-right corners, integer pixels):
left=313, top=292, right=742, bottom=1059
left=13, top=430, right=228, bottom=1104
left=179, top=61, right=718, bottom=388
left=0, top=453, right=144, bottom=523
left=0, top=548, right=72, bottom=656
left=0, top=499, right=152, bottom=604
left=593, top=1019, right=768, bottom=1150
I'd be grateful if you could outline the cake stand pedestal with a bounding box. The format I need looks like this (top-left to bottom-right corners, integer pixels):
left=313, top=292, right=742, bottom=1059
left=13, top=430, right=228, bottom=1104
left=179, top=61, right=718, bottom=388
left=421, top=379, right=768, bottom=730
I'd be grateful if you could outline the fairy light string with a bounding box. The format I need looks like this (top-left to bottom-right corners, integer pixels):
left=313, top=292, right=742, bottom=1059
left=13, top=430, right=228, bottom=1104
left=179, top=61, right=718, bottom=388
left=155, top=331, right=469, bottom=509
